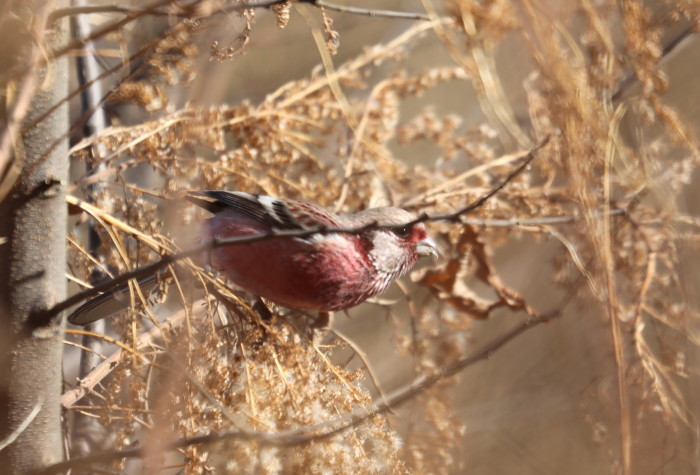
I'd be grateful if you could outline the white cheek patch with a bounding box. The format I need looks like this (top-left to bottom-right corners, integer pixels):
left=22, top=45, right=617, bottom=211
left=367, top=231, right=404, bottom=274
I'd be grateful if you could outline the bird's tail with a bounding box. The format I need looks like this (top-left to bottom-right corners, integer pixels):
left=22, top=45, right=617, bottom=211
left=67, top=273, right=162, bottom=325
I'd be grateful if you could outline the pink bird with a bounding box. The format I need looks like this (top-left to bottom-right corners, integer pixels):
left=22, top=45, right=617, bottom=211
left=68, top=191, right=438, bottom=325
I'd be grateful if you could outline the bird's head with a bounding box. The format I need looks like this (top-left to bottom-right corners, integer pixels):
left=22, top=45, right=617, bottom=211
left=350, top=207, right=438, bottom=279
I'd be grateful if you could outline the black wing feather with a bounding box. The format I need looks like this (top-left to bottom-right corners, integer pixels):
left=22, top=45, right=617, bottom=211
left=184, top=190, right=303, bottom=230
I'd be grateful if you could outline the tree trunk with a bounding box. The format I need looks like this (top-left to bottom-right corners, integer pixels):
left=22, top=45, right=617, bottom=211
left=0, top=1, right=69, bottom=471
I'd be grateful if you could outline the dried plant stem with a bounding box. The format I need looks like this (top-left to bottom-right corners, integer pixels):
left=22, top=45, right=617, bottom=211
left=330, top=329, right=391, bottom=406
left=0, top=6, right=47, bottom=200
left=71, top=4, right=111, bottom=455
left=44, top=312, right=555, bottom=474
left=404, top=148, right=536, bottom=207
left=0, top=397, right=43, bottom=451
left=61, top=304, right=193, bottom=408
left=309, top=1, right=430, bottom=21
left=458, top=5, right=531, bottom=148
left=334, top=78, right=394, bottom=211
left=49, top=0, right=431, bottom=23
left=49, top=137, right=549, bottom=323
left=604, top=107, right=631, bottom=475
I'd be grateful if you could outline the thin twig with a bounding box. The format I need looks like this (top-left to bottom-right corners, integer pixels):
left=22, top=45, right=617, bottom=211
left=611, top=25, right=696, bottom=103
left=42, top=137, right=549, bottom=325
left=61, top=304, right=192, bottom=408
left=0, top=397, right=44, bottom=451
left=49, top=0, right=431, bottom=23
left=42, top=136, right=550, bottom=324
left=71, top=2, right=111, bottom=455
left=461, top=209, right=624, bottom=228
left=603, top=104, right=631, bottom=475
left=330, top=329, right=390, bottom=406
left=0, top=4, right=52, bottom=201
left=49, top=4, right=187, bottom=22
left=306, top=0, right=430, bottom=21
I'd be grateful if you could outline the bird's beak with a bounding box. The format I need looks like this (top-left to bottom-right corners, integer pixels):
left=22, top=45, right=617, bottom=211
left=415, top=237, right=439, bottom=259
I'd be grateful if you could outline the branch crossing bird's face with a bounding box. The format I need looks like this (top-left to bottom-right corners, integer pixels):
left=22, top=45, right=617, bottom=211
left=67, top=191, right=440, bottom=325
left=192, top=192, right=439, bottom=312
left=343, top=207, right=437, bottom=288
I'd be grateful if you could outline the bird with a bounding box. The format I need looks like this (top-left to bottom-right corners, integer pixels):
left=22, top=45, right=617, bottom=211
left=68, top=191, right=438, bottom=325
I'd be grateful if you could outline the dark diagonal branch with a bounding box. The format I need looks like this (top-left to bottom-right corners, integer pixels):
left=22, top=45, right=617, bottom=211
left=413, top=135, right=550, bottom=225
left=40, top=136, right=550, bottom=324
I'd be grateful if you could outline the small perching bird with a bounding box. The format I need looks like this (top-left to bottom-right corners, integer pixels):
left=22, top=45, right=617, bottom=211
left=68, top=191, right=438, bottom=325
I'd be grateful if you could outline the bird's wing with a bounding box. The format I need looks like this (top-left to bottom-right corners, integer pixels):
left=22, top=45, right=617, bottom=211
left=185, top=191, right=341, bottom=230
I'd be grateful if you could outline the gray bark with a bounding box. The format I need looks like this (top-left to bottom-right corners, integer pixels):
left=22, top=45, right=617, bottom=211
left=0, top=1, right=69, bottom=471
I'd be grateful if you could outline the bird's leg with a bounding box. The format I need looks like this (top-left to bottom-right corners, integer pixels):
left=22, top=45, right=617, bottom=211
left=203, top=249, right=216, bottom=276
left=243, top=297, right=274, bottom=347
left=310, top=311, right=334, bottom=345
left=253, top=297, right=272, bottom=322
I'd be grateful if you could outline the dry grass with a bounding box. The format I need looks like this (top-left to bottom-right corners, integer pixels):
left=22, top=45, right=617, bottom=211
left=45, top=0, right=700, bottom=473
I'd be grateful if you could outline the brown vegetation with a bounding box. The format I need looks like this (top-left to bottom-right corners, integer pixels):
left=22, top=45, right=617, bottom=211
left=1, top=0, right=699, bottom=473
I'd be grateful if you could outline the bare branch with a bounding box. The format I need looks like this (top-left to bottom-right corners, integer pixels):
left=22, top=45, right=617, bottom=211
left=49, top=4, right=175, bottom=22
left=48, top=0, right=431, bottom=23
left=61, top=304, right=191, bottom=408
left=43, top=137, right=551, bottom=323
left=304, top=0, right=430, bottom=21
left=460, top=209, right=624, bottom=228
left=0, top=397, right=44, bottom=451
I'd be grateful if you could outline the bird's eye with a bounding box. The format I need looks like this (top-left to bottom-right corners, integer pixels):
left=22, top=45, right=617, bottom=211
left=392, top=226, right=412, bottom=238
